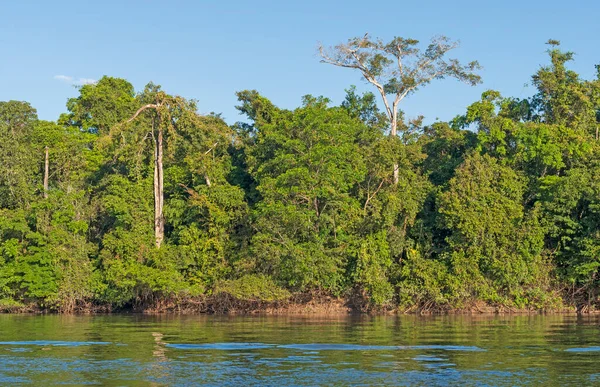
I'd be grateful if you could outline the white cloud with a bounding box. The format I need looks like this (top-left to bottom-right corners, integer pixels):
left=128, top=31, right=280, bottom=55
left=54, top=75, right=74, bottom=83
left=53, top=75, right=97, bottom=86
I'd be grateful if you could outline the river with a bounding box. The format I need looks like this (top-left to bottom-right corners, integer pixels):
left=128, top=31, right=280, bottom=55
left=1, top=314, right=599, bottom=385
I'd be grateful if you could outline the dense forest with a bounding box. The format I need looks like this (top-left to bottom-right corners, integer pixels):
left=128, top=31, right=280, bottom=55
left=1, top=37, right=599, bottom=313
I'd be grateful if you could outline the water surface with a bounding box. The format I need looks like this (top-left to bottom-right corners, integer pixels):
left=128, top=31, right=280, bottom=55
left=1, top=314, right=599, bottom=385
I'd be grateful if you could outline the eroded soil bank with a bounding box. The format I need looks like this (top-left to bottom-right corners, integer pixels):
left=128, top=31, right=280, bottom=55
left=0, top=292, right=583, bottom=315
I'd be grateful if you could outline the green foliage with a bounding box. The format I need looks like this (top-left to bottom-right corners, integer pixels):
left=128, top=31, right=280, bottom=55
left=0, top=101, right=38, bottom=208
left=0, top=39, right=599, bottom=312
left=214, top=274, right=291, bottom=302
left=531, top=42, right=598, bottom=135
left=349, top=231, right=394, bottom=306
left=244, top=96, right=366, bottom=293
left=0, top=298, right=26, bottom=312
left=59, top=76, right=137, bottom=135
left=539, top=161, right=600, bottom=293
left=438, top=154, right=555, bottom=307
left=421, top=122, right=477, bottom=186
left=397, top=248, right=451, bottom=309
left=341, top=86, right=388, bottom=130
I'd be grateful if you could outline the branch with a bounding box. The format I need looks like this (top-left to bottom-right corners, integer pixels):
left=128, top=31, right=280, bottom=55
left=395, top=69, right=444, bottom=106
left=363, top=178, right=386, bottom=212
left=178, top=183, right=197, bottom=197
left=396, top=43, right=404, bottom=78
left=409, top=40, right=458, bottom=80
left=203, top=142, right=219, bottom=155
left=319, top=55, right=363, bottom=70
left=344, top=50, right=395, bottom=123
left=127, top=103, right=161, bottom=123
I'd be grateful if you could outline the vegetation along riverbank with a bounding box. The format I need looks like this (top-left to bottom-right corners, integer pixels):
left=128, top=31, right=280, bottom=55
left=1, top=36, right=600, bottom=314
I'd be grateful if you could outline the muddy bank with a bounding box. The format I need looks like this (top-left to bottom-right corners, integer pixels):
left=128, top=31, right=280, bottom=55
left=0, top=292, right=584, bottom=315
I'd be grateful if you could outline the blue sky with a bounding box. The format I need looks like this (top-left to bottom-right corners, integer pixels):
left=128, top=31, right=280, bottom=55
left=1, top=0, right=598, bottom=125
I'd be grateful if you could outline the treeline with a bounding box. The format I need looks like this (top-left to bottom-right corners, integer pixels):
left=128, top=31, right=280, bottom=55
left=1, top=40, right=599, bottom=313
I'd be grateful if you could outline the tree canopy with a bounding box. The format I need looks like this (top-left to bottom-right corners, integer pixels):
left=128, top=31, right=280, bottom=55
left=0, top=40, right=599, bottom=313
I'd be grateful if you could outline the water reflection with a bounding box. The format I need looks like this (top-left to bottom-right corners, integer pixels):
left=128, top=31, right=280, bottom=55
left=0, top=314, right=598, bottom=385
left=149, top=332, right=168, bottom=386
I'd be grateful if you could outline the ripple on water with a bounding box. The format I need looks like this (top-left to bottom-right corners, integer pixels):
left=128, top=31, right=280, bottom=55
left=5, top=348, right=32, bottom=353
left=406, top=345, right=485, bottom=352
left=166, top=343, right=485, bottom=352
left=166, top=343, right=274, bottom=350
left=279, top=344, right=398, bottom=351
left=413, top=355, right=446, bottom=362
left=565, top=347, right=600, bottom=352
left=0, top=341, right=111, bottom=347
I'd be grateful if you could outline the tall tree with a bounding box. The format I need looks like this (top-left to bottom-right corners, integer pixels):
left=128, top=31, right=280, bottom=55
left=113, top=87, right=216, bottom=249
left=319, top=34, right=481, bottom=183
left=116, top=91, right=174, bottom=248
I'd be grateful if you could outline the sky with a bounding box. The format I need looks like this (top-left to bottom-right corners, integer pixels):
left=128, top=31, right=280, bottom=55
left=1, top=0, right=599, bottom=125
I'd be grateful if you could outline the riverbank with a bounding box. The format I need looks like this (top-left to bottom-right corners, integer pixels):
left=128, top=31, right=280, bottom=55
left=140, top=295, right=580, bottom=315
left=0, top=292, right=583, bottom=315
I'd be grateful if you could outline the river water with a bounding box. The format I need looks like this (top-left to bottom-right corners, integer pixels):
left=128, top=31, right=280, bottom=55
left=1, top=314, right=599, bottom=385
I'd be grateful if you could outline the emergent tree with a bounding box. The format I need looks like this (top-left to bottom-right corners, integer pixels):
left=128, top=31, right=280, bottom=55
left=319, top=34, right=482, bottom=183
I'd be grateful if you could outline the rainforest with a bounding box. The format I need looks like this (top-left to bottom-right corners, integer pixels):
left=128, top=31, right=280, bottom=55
left=1, top=38, right=599, bottom=314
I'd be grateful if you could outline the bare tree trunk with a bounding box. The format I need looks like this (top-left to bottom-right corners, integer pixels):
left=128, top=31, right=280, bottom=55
left=153, top=138, right=160, bottom=246
left=127, top=101, right=168, bottom=249
left=390, top=117, right=399, bottom=185
left=393, top=164, right=399, bottom=184
left=43, top=146, right=49, bottom=199
left=154, top=126, right=165, bottom=248
left=158, top=127, right=164, bottom=244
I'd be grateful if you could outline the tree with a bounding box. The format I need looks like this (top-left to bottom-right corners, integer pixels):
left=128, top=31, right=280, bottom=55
left=538, top=158, right=600, bottom=306
left=319, top=34, right=481, bottom=183
left=32, top=120, right=97, bottom=192
left=341, top=86, right=387, bottom=130
left=0, top=101, right=38, bottom=209
left=112, top=89, right=192, bottom=248
left=420, top=121, right=477, bottom=186
left=112, top=85, right=228, bottom=250
left=531, top=41, right=597, bottom=132
left=240, top=94, right=366, bottom=292
left=168, top=114, right=248, bottom=290
left=438, top=153, right=552, bottom=307
left=59, top=76, right=137, bottom=135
